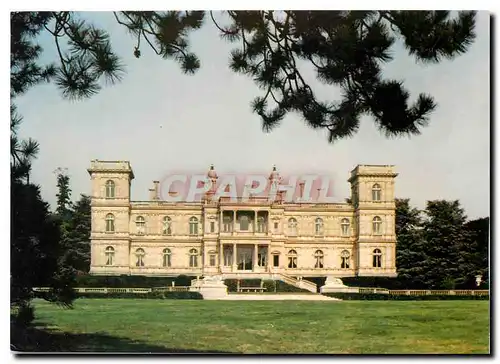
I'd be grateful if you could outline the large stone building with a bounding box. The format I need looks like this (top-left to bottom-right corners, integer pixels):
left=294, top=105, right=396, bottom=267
left=88, top=160, right=398, bottom=282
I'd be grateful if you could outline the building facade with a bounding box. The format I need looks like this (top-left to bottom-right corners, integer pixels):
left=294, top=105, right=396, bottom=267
left=88, top=160, right=398, bottom=279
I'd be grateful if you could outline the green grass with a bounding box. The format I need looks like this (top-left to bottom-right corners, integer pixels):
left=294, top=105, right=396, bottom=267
left=13, top=299, right=490, bottom=354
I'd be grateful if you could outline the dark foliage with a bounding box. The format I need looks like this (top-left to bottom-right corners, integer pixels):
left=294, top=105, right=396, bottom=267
left=76, top=274, right=195, bottom=288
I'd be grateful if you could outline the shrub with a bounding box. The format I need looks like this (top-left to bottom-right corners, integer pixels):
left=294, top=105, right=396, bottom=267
left=262, top=280, right=276, bottom=293
left=12, top=303, right=35, bottom=326
left=224, top=279, right=238, bottom=292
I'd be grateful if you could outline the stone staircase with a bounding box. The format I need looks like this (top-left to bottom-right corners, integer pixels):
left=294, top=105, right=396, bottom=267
left=272, top=273, right=318, bottom=293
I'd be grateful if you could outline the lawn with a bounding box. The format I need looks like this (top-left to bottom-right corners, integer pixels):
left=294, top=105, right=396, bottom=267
left=13, top=299, right=490, bottom=354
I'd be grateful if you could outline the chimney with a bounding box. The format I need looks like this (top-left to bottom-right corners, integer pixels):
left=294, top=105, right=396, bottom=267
left=153, top=181, right=160, bottom=200
left=149, top=188, right=156, bottom=201
left=298, top=182, right=305, bottom=200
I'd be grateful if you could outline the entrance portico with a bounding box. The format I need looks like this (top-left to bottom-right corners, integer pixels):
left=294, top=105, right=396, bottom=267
left=220, top=243, right=270, bottom=273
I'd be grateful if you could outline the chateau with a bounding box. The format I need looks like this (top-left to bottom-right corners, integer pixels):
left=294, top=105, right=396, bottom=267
left=88, top=160, right=398, bottom=282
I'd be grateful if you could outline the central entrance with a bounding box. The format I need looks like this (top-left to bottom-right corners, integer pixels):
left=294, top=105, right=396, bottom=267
left=237, top=245, right=254, bottom=270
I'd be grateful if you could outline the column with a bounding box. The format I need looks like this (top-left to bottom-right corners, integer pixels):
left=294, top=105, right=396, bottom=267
left=232, top=243, right=237, bottom=271
left=267, top=246, right=271, bottom=272
left=254, top=210, right=258, bottom=233
left=233, top=211, right=236, bottom=232
left=220, top=210, right=223, bottom=232
left=219, top=243, right=223, bottom=271
left=253, top=244, right=258, bottom=271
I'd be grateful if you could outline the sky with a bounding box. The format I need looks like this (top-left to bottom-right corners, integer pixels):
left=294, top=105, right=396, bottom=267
left=14, top=11, right=490, bottom=219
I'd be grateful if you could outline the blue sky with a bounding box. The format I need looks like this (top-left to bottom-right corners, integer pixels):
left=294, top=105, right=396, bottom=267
left=14, top=11, right=490, bottom=219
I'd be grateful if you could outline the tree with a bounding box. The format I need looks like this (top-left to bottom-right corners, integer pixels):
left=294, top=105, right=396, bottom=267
left=10, top=106, right=39, bottom=185
left=457, top=217, right=489, bottom=288
left=394, top=198, right=427, bottom=288
left=11, top=113, right=76, bottom=325
left=55, top=169, right=72, bottom=219
left=64, top=194, right=92, bottom=273
left=11, top=11, right=476, bottom=142
left=421, top=200, right=469, bottom=289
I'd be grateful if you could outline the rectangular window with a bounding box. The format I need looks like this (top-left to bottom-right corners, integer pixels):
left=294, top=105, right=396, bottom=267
left=274, top=222, right=278, bottom=230
left=273, top=255, right=279, bottom=267
left=210, top=221, right=215, bottom=233
left=240, top=216, right=249, bottom=231
left=209, top=255, right=216, bottom=267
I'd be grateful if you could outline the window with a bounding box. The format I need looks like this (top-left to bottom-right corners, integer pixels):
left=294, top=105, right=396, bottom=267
left=223, top=215, right=232, bottom=232
left=315, top=218, right=324, bottom=235
left=273, top=255, right=279, bottom=267
left=341, top=250, right=350, bottom=269
left=189, top=248, right=198, bottom=267
left=287, top=249, right=298, bottom=269
left=136, top=216, right=145, bottom=235
left=240, top=215, right=249, bottom=231
left=209, top=251, right=216, bottom=266
left=274, top=222, right=279, bottom=230
left=257, top=247, right=267, bottom=267
left=163, top=216, right=172, bottom=235
left=163, top=248, right=172, bottom=267
left=210, top=221, right=215, bottom=233
left=135, top=248, right=145, bottom=267
left=372, top=183, right=381, bottom=201
left=223, top=247, right=233, bottom=266
left=105, top=180, right=115, bottom=198
left=257, top=216, right=266, bottom=233
left=372, top=216, right=382, bottom=234
left=105, top=213, right=115, bottom=232
left=373, top=249, right=382, bottom=268
left=341, top=218, right=350, bottom=236
left=314, top=249, right=324, bottom=269
left=105, top=246, right=115, bottom=265
left=288, top=218, right=297, bottom=236
left=189, top=217, right=199, bottom=235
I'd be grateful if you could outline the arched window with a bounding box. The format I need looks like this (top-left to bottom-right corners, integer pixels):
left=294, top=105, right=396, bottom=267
left=105, top=213, right=115, bottom=232
left=341, top=218, right=350, bottom=236
left=315, top=218, right=324, bottom=235
left=257, top=216, right=266, bottom=233
left=136, top=216, right=146, bottom=235
left=208, top=250, right=217, bottom=267
left=163, top=216, right=172, bottom=235
left=341, top=250, right=350, bottom=269
left=162, top=248, right=172, bottom=267
left=372, top=216, right=382, bottom=234
left=189, top=248, right=198, bottom=267
left=373, top=249, right=382, bottom=268
left=135, top=248, right=145, bottom=267
left=105, top=180, right=115, bottom=198
left=288, top=218, right=298, bottom=236
left=189, top=217, right=198, bottom=235
left=314, top=249, right=324, bottom=269
left=287, top=249, right=298, bottom=269
left=372, top=183, right=381, bottom=201
left=105, top=246, right=115, bottom=265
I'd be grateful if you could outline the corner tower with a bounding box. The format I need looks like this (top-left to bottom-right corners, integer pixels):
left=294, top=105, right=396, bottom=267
left=87, top=160, right=134, bottom=275
left=348, top=165, right=398, bottom=277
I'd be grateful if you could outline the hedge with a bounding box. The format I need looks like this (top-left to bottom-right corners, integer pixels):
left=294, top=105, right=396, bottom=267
left=323, top=293, right=489, bottom=300
left=75, top=274, right=196, bottom=288
left=340, top=276, right=490, bottom=290
left=34, top=290, right=203, bottom=300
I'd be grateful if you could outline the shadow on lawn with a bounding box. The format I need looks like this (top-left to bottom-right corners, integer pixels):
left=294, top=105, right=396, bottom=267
left=11, top=322, right=235, bottom=354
